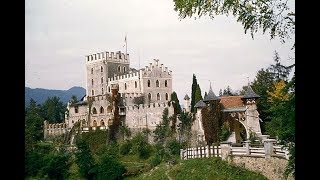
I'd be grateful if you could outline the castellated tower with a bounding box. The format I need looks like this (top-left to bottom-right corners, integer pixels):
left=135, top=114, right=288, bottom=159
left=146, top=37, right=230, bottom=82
left=85, top=51, right=130, bottom=97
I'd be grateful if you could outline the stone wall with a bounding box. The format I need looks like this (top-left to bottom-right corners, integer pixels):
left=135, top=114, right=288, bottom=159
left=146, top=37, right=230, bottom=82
left=228, top=155, right=293, bottom=180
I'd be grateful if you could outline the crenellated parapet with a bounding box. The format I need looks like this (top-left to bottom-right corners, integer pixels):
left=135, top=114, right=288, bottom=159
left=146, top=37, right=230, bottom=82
left=85, top=50, right=129, bottom=64
left=43, top=120, right=68, bottom=139
left=108, top=71, right=140, bottom=82
left=126, top=102, right=171, bottom=111
left=141, top=59, right=172, bottom=76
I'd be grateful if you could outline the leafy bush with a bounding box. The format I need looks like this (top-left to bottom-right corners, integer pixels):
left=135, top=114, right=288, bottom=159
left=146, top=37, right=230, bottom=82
left=166, top=138, right=182, bottom=156
left=131, top=133, right=152, bottom=159
left=95, top=154, right=126, bottom=180
left=119, top=140, right=132, bottom=155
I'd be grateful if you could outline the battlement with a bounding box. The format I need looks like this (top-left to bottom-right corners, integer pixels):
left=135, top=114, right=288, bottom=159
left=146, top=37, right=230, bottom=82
left=108, top=71, right=140, bottom=82
left=86, top=50, right=129, bottom=64
left=126, top=102, right=171, bottom=111
left=142, top=59, right=172, bottom=75
left=43, top=120, right=68, bottom=138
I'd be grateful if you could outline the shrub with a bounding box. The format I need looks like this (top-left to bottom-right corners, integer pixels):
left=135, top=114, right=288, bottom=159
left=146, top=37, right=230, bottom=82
left=119, top=140, right=132, bottom=155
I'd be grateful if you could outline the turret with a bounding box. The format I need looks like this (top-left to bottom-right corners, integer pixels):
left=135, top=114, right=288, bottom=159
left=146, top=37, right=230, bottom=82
left=183, top=94, right=191, bottom=112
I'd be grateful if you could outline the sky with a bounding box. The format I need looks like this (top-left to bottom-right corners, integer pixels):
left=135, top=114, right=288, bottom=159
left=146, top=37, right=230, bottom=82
left=25, top=0, right=295, bottom=103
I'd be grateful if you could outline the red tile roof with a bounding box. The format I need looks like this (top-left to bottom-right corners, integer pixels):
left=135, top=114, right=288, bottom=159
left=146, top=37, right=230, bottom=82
left=219, top=96, right=244, bottom=109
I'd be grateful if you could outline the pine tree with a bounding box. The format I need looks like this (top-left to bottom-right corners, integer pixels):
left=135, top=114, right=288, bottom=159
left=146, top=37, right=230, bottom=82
left=194, top=84, right=203, bottom=104
left=190, top=74, right=198, bottom=113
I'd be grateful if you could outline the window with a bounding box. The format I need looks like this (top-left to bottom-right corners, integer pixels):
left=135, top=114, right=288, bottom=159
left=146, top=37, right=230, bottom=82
left=123, top=66, right=126, bottom=73
left=100, top=106, right=104, bottom=114
left=92, top=90, right=94, bottom=96
left=75, top=106, right=78, bottom=113
left=92, top=79, right=94, bottom=86
left=101, top=120, right=105, bottom=126
left=165, top=80, right=168, bottom=87
left=147, top=80, right=150, bottom=87
left=91, top=68, right=93, bottom=74
left=107, top=106, right=112, bottom=113
left=93, top=120, right=97, bottom=127
left=135, top=81, right=137, bottom=88
left=118, top=65, right=121, bottom=72
left=165, top=93, right=168, bottom=100
left=92, top=107, right=97, bottom=114
left=101, top=77, right=103, bottom=84
left=101, top=66, right=103, bottom=72
left=157, top=93, right=160, bottom=100
left=102, top=88, right=104, bottom=94
left=156, top=80, right=159, bottom=87
left=148, top=93, right=151, bottom=102
left=108, top=86, right=110, bottom=92
left=125, top=83, right=127, bottom=90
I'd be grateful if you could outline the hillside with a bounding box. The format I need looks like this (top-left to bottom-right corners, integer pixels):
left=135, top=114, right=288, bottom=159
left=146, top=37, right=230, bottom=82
left=25, top=86, right=86, bottom=107
left=127, top=157, right=267, bottom=180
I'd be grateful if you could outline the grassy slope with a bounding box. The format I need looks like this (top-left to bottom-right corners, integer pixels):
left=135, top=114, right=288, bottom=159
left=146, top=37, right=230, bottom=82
left=127, top=157, right=268, bottom=180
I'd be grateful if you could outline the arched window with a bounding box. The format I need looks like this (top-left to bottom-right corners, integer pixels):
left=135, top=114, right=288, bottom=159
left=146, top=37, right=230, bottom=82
left=147, top=80, right=150, bottom=87
left=165, top=93, right=168, bottom=100
left=125, top=83, right=127, bottom=90
left=100, top=106, right=104, bottom=114
left=123, top=66, right=126, bottom=73
left=108, top=86, right=110, bottom=92
left=93, top=120, right=97, bottom=127
left=92, top=90, right=94, bottom=96
left=107, top=106, right=112, bottom=113
left=165, top=80, right=168, bottom=87
left=100, top=120, right=105, bottom=126
left=156, top=80, right=159, bottom=87
left=157, top=93, right=160, bottom=100
left=148, top=93, right=151, bottom=102
left=92, top=107, right=97, bottom=114
left=101, top=77, right=103, bottom=84
left=91, top=68, right=93, bottom=74
left=135, top=81, right=137, bottom=88
left=118, top=65, right=121, bottom=72
left=102, top=88, right=104, bottom=94
left=92, top=79, right=94, bottom=86
left=101, top=66, right=103, bottom=72
left=74, top=106, right=79, bottom=113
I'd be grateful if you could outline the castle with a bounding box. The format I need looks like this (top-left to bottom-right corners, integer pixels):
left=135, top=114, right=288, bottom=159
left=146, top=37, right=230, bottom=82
left=44, top=50, right=264, bottom=146
left=44, top=50, right=175, bottom=140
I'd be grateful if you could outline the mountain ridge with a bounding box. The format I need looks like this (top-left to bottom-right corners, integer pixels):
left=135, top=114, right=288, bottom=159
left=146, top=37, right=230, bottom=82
left=25, top=86, right=86, bottom=107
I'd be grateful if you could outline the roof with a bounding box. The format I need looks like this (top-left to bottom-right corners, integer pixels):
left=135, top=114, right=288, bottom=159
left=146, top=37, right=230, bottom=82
left=242, top=85, right=260, bottom=99
left=203, top=84, right=219, bottom=102
left=71, top=101, right=88, bottom=106
left=184, top=94, right=190, bottom=100
left=219, top=96, right=244, bottom=109
left=194, top=100, right=206, bottom=108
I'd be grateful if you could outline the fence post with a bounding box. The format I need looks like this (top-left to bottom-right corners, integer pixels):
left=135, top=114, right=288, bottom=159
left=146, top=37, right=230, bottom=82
left=206, top=145, right=209, bottom=157
left=264, top=139, right=276, bottom=158
left=220, top=141, right=231, bottom=161
left=180, top=149, right=184, bottom=160
left=243, top=140, right=251, bottom=155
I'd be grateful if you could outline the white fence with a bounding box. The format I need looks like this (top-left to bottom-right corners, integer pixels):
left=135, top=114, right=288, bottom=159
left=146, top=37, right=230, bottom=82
left=180, top=140, right=289, bottom=160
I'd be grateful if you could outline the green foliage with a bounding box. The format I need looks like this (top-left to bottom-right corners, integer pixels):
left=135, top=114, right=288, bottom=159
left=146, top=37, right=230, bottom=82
left=75, top=139, right=95, bottom=179
left=194, top=84, right=203, bottom=103
left=70, top=95, right=79, bottom=104
left=41, top=150, right=71, bottom=179
left=219, top=123, right=232, bottom=141
left=25, top=99, right=44, bottom=152
left=248, top=131, right=262, bottom=144
left=166, top=138, right=182, bottom=156
left=119, top=140, right=133, bottom=155
left=173, top=0, right=295, bottom=46
left=177, top=111, right=193, bottom=144
left=41, top=96, right=66, bottom=123
left=96, top=143, right=120, bottom=159
left=95, top=154, right=126, bottom=180
left=81, top=129, right=108, bottom=153
left=201, top=100, right=223, bottom=145
left=153, top=108, right=171, bottom=145
left=171, top=91, right=182, bottom=114
left=190, top=74, right=198, bottom=113
left=131, top=132, right=153, bottom=159
left=135, top=157, right=267, bottom=180
left=149, top=153, right=162, bottom=168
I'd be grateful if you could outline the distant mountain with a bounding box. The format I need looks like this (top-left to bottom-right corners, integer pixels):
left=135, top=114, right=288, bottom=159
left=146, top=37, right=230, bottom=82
left=25, top=86, right=86, bottom=107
